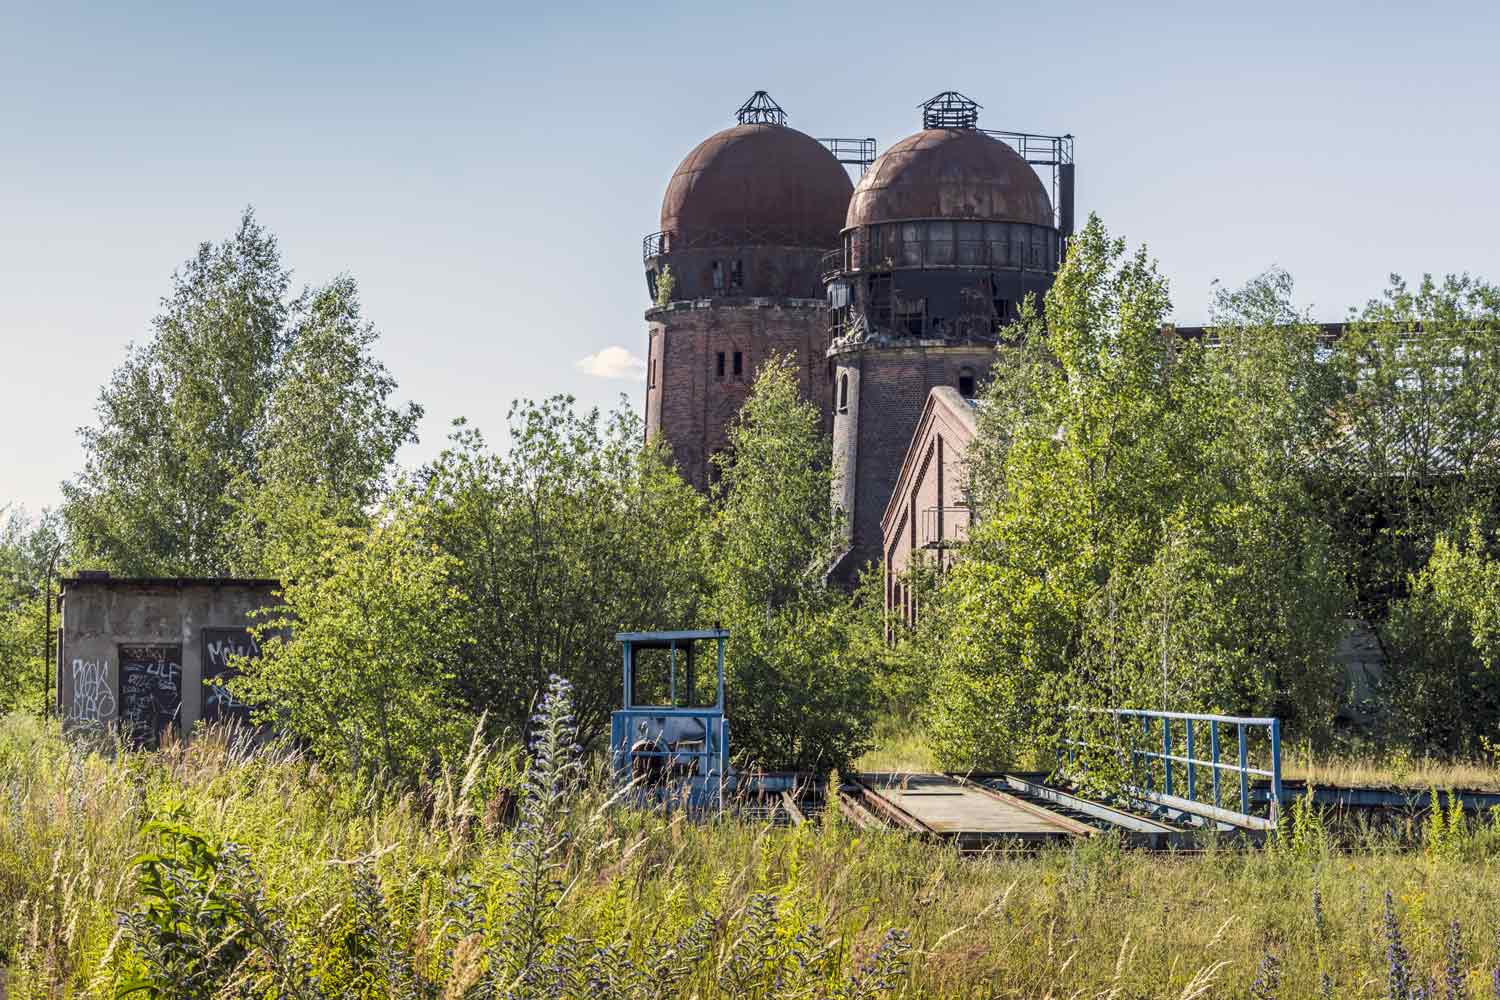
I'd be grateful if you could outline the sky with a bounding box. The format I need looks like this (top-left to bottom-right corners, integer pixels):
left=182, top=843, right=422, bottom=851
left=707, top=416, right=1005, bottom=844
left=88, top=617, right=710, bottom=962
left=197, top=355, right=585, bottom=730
left=3, top=0, right=1498, bottom=514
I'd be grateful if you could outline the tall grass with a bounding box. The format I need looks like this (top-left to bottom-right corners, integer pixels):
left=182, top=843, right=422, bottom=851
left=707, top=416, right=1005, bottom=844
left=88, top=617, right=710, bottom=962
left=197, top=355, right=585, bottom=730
left=6, top=707, right=1500, bottom=998
left=1282, top=751, right=1500, bottom=792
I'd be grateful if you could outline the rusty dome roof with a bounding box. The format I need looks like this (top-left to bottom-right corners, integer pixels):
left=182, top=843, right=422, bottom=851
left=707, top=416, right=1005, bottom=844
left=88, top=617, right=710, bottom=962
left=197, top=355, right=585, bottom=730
left=845, top=128, right=1052, bottom=230
left=659, top=123, right=854, bottom=244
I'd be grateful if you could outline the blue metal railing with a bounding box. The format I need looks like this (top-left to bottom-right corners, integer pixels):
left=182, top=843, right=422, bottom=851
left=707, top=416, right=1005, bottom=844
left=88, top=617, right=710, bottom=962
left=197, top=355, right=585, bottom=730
left=1061, top=708, right=1283, bottom=825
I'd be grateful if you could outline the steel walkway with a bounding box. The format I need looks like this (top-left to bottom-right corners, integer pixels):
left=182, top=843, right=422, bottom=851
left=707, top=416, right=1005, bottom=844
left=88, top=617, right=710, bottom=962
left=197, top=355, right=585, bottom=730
left=847, top=773, right=1093, bottom=847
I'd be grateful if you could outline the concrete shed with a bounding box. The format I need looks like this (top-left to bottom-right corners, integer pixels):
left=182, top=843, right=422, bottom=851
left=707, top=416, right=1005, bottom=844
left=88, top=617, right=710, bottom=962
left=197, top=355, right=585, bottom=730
left=57, top=573, right=277, bottom=746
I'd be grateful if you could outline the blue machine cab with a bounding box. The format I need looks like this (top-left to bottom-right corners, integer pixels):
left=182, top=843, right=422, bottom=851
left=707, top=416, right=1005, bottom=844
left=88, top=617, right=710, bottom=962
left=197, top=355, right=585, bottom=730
left=610, top=629, right=730, bottom=808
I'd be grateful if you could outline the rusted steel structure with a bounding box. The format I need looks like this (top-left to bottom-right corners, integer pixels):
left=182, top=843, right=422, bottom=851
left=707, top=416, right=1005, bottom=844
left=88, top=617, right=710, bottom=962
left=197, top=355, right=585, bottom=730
left=826, top=92, right=1073, bottom=580
left=638, top=91, right=1074, bottom=582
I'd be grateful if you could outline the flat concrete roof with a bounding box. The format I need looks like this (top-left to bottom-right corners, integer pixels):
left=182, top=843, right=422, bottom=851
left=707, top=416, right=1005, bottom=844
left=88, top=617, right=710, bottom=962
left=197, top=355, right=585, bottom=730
left=61, top=575, right=279, bottom=588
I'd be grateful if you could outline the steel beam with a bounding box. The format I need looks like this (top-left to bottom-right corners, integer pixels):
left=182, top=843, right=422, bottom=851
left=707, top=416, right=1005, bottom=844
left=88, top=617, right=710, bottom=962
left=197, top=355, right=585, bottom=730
left=992, top=775, right=1190, bottom=849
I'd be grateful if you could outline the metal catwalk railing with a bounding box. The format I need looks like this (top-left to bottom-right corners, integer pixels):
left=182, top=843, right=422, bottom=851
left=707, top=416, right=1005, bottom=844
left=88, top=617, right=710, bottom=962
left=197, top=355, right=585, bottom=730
left=1061, top=708, right=1283, bottom=825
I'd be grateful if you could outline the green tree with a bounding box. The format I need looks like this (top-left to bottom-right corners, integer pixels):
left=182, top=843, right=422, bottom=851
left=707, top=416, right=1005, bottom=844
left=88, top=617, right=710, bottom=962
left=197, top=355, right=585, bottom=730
left=928, top=219, right=1346, bottom=769
left=420, top=398, right=707, bottom=745
left=228, top=275, right=422, bottom=574
left=1319, top=274, right=1500, bottom=629
left=0, top=507, right=64, bottom=715
left=63, top=209, right=420, bottom=577
left=709, top=357, right=875, bottom=772
left=1384, top=529, right=1500, bottom=754
left=229, top=497, right=470, bottom=782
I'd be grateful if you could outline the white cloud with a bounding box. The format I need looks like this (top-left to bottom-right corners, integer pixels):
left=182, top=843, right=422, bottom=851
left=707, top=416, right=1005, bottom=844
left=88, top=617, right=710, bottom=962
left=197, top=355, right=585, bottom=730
left=575, top=345, right=647, bottom=380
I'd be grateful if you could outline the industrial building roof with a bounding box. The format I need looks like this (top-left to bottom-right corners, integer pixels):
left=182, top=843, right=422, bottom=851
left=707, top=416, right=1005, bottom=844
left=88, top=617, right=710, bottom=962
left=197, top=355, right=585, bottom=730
left=845, top=128, right=1053, bottom=230
left=659, top=123, right=852, bottom=244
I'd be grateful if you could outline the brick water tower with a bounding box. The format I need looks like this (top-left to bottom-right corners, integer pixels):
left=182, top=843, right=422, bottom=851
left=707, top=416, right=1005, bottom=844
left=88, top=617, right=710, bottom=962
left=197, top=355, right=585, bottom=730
left=825, top=92, right=1074, bottom=580
left=642, top=92, right=856, bottom=489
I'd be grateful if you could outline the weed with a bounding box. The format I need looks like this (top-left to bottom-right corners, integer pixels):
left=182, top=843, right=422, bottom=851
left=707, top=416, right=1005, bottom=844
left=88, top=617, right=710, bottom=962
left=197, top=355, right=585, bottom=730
left=11, top=708, right=1500, bottom=998
left=1250, top=952, right=1281, bottom=999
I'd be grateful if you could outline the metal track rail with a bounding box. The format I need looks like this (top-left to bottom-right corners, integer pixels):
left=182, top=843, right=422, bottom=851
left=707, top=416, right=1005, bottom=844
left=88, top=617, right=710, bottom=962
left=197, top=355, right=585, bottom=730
left=984, top=774, right=1191, bottom=849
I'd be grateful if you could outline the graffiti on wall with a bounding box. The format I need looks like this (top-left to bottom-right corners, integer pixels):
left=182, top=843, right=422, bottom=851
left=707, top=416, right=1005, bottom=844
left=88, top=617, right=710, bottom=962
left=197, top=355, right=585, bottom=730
left=67, top=657, right=115, bottom=725
left=201, top=628, right=259, bottom=725
left=119, top=644, right=182, bottom=749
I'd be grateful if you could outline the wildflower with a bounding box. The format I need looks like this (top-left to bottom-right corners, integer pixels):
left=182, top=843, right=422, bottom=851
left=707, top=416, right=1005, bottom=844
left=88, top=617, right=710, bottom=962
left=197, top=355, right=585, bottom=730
left=1445, top=920, right=1468, bottom=1000
left=1250, top=952, right=1281, bottom=1000
left=1386, top=891, right=1413, bottom=1000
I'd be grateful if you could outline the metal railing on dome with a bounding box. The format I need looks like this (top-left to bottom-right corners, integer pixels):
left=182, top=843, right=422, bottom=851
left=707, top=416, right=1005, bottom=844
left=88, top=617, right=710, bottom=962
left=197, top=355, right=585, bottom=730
left=832, top=238, right=1061, bottom=275
left=642, top=227, right=838, bottom=261
left=820, top=249, right=843, bottom=282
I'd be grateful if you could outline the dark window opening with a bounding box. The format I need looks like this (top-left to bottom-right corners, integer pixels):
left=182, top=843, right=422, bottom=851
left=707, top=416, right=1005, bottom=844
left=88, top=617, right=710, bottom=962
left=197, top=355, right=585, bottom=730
left=649, top=359, right=657, bottom=388
left=837, top=372, right=849, bottom=413
left=711, top=260, right=724, bottom=292
left=733, top=351, right=743, bottom=377
left=831, top=304, right=850, bottom=332
left=986, top=222, right=1008, bottom=266
left=895, top=296, right=926, bottom=338
left=958, top=366, right=976, bottom=399
left=869, top=273, right=893, bottom=330
left=957, top=221, right=983, bottom=265
left=928, top=221, right=954, bottom=265
left=646, top=268, right=659, bottom=301
left=629, top=643, right=714, bottom=709
left=730, top=259, right=744, bottom=290
left=994, top=297, right=1011, bottom=321
left=716, top=352, right=725, bottom=379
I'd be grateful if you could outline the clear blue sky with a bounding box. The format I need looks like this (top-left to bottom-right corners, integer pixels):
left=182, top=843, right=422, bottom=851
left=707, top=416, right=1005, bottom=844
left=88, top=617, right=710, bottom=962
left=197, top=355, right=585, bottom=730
left=4, top=1, right=1497, bottom=514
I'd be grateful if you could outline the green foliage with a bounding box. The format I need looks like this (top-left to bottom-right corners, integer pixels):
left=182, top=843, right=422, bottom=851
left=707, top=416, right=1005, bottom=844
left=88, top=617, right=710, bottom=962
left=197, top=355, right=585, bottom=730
left=1384, top=530, right=1500, bottom=754
left=68, top=683, right=911, bottom=1000
left=928, top=218, right=1347, bottom=769
left=63, top=209, right=419, bottom=577
left=13, top=713, right=1500, bottom=998
left=116, top=818, right=308, bottom=999
left=654, top=265, right=677, bottom=308
left=1276, top=791, right=1331, bottom=866
left=229, top=497, right=470, bottom=784
left=496, top=674, right=581, bottom=987
left=0, top=507, right=63, bottom=715
left=1313, top=274, right=1500, bottom=753
left=228, top=275, right=422, bottom=576
left=709, top=357, right=876, bottom=772
left=1318, top=274, right=1500, bottom=626
left=1422, top=790, right=1470, bottom=862
left=420, top=398, right=706, bottom=745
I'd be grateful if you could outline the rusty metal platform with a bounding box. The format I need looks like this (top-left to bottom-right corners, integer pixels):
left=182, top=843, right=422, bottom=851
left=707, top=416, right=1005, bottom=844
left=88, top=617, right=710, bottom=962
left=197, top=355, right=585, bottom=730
left=848, top=773, right=1093, bottom=847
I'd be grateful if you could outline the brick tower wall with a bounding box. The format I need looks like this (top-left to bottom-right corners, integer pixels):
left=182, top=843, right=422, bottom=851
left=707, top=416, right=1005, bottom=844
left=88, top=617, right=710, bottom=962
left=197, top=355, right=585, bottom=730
left=645, top=298, right=831, bottom=490
left=829, top=343, right=998, bottom=581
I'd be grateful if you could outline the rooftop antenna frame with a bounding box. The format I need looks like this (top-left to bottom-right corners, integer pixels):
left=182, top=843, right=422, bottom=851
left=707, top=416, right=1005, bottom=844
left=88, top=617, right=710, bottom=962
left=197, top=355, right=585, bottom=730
left=920, top=90, right=981, bottom=130
left=736, top=90, right=787, bottom=126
